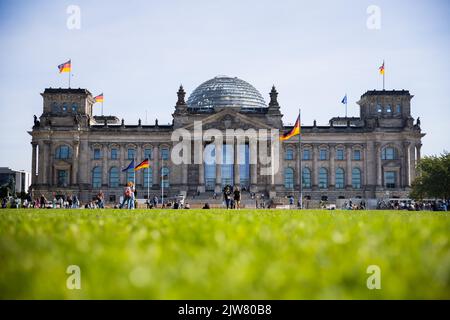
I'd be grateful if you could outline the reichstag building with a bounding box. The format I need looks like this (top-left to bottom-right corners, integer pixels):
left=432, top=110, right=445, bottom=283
left=29, top=76, right=424, bottom=203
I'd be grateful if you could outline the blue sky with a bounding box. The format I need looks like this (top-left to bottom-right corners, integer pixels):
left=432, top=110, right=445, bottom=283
left=0, top=0, right=449, bottom=171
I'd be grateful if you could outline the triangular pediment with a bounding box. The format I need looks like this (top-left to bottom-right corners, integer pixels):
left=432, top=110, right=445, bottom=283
left=182, top=109, right=273, bottom=131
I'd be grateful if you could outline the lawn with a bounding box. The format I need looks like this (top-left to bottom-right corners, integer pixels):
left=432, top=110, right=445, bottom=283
left=0, top=209, right=449, bottom=299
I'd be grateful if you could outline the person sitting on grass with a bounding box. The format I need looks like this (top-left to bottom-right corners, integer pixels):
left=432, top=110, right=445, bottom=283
left=202, top=203, right=210, bottom=209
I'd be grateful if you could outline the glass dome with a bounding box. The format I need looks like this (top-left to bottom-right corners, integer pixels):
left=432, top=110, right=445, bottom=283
left=187, top=76, right=267, bottom=109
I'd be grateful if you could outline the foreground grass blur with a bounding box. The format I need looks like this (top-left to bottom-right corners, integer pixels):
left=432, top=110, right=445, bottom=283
left=0, top=209, right=449, bottom=299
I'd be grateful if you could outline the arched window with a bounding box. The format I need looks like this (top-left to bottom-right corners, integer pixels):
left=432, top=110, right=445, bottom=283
left=62, top=103, right=68, bottom=112
left=92, top=167, right=102, bottom=188
left=285, top=148, right=294, bottom=160
left=302, top=168, right=311, bottom=188
left=352, top=168, right=361, bottom=189
left=335, top=168, right=345, bottom=189
left=55, top=145, right=72, bottom=159
left=284, top=168, right=294, bottom=189
left=109, top=167, right=120, bottom=188
left=386, top=105, right=392, bottom=113
left=319, top=168, right=328, bottom=189
left=143, top=167, right=153, bottom=188
left=382, top=147, right=397, bottom=160
left=71, top=103, right=78, bottom=113
left=126, top=168, right=135, bottom=185
left=161, top=167, right=170, bottom=188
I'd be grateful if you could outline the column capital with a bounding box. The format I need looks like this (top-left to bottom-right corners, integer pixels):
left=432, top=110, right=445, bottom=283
left=31, top=141, right=38, bottom=147
left=403, top=141, right=411, bottom=147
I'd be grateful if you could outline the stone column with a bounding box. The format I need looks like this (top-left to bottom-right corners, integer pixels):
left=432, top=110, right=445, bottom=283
left=101, top=144, right=108, bottom=186
left=215, top=141, right=222, bottom=192
left=329, top=144, right=335, bottom=188
left=31, top=142, right=37, bottom=185
left=250, top=139, right=258, bottom=189
left=403, top=142, right=411, bottom=187
left=416, top=143, right=422, bottom=163
left=120, top=144, right=126, bottom=185
left=72, top=140, right=80, bottom=185
left=410, top=143, right=416, bottom=182
left=153, top=144, right=160, bottom=186
left=375, top=142, right=382, bottom=187
left=345, top=144, right=352, bottom=189
left=37, top=141, right=45, bottom=184
left=234, top=139, right=240, bottom=187
left=43, top=141, right=51, bottom=185
left=312, top=144, right=319, bottom=190
left=136, top=144, right=142, bottom=187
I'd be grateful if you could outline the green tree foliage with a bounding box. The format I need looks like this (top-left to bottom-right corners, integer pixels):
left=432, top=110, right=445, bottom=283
left=410, top=151, right=450, bottom=200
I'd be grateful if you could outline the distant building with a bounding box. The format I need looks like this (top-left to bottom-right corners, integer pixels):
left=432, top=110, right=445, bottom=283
left=29, top=76, right=424, bottom=202
left=0, top=167, right=31, bottom=194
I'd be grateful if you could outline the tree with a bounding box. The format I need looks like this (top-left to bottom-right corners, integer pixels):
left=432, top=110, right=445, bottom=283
left=410, top=151, right=450, bottom=200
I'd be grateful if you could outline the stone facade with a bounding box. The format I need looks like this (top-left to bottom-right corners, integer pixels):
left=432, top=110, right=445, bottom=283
left=29, top=79, right=424, bottom=203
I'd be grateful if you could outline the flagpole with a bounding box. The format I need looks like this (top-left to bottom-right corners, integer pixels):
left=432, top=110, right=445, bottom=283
left=383, top=60, right=385, bottom=90
left=68, top=72, right=71, bottom=89
left=298, top=108, right=303, bottom=209
left=345, top=93, right=348, bottom=118
left=147, top=166, right=150, bottom=205
left=161, top=157, right=164, bottom=207
left=101, top=101, right=104, bottom=116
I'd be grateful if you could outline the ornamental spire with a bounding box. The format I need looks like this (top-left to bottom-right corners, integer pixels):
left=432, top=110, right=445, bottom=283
left=269, top=85, right=279, bottom=107
left=176, top=85, right=186, bottom=106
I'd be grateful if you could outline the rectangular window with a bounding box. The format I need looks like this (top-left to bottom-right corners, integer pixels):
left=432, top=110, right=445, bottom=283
left=336, top=149, right=344, bottom=160
left=302, top=149, right=311, bottom=160
left=111, top=148, right=118, bottom=160
left=128, top=148, right=135, bottom=160
left=319, top=149, right=327, bottom=160
left=144, top=148, right=152, bottom=160
left=384, top=171, right=396, bottom=188
left=57, top=170, right=68, bottom=187
left=161, top=148, right=169, bottom=160
left=93, top=148, right=101, bottom=160
left=353, top=150, right=361, bottom=161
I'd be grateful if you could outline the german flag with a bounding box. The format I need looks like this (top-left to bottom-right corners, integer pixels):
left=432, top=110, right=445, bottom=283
left=94, top=93, right=104, bottom=103
left=379, top=61, right=385, bottom=75
left=280, top=115, right=301, bottom=141
left=58, top=60, right=71, bottom=73
left=134, top=159, right=150, bottom=171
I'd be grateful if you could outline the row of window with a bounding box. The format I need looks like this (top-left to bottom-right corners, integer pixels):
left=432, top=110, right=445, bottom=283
left=284, top=168, right=398, bottom=189
left=55, top=145, right=170, bottom=160
left=51, top=102, right=78, bottom=113
left=285, top=148, right=362, bottom=161
left=54, top=145, right=399, bottom=162
left=91, top=167, right=170, bottom=188
left=94, top=147, right=170, bottom=160
left=376, top=104, right=401, bottom=114
left=284, top=167, right=362, bottom=189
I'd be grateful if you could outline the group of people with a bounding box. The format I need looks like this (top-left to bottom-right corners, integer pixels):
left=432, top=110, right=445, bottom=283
left=377, top=199, right=449, bottom=211
left=222, top=185, right=242, bottom=209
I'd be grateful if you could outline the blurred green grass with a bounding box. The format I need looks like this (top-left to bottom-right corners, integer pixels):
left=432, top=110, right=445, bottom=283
left=0, top=209, right=449, bottom=299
